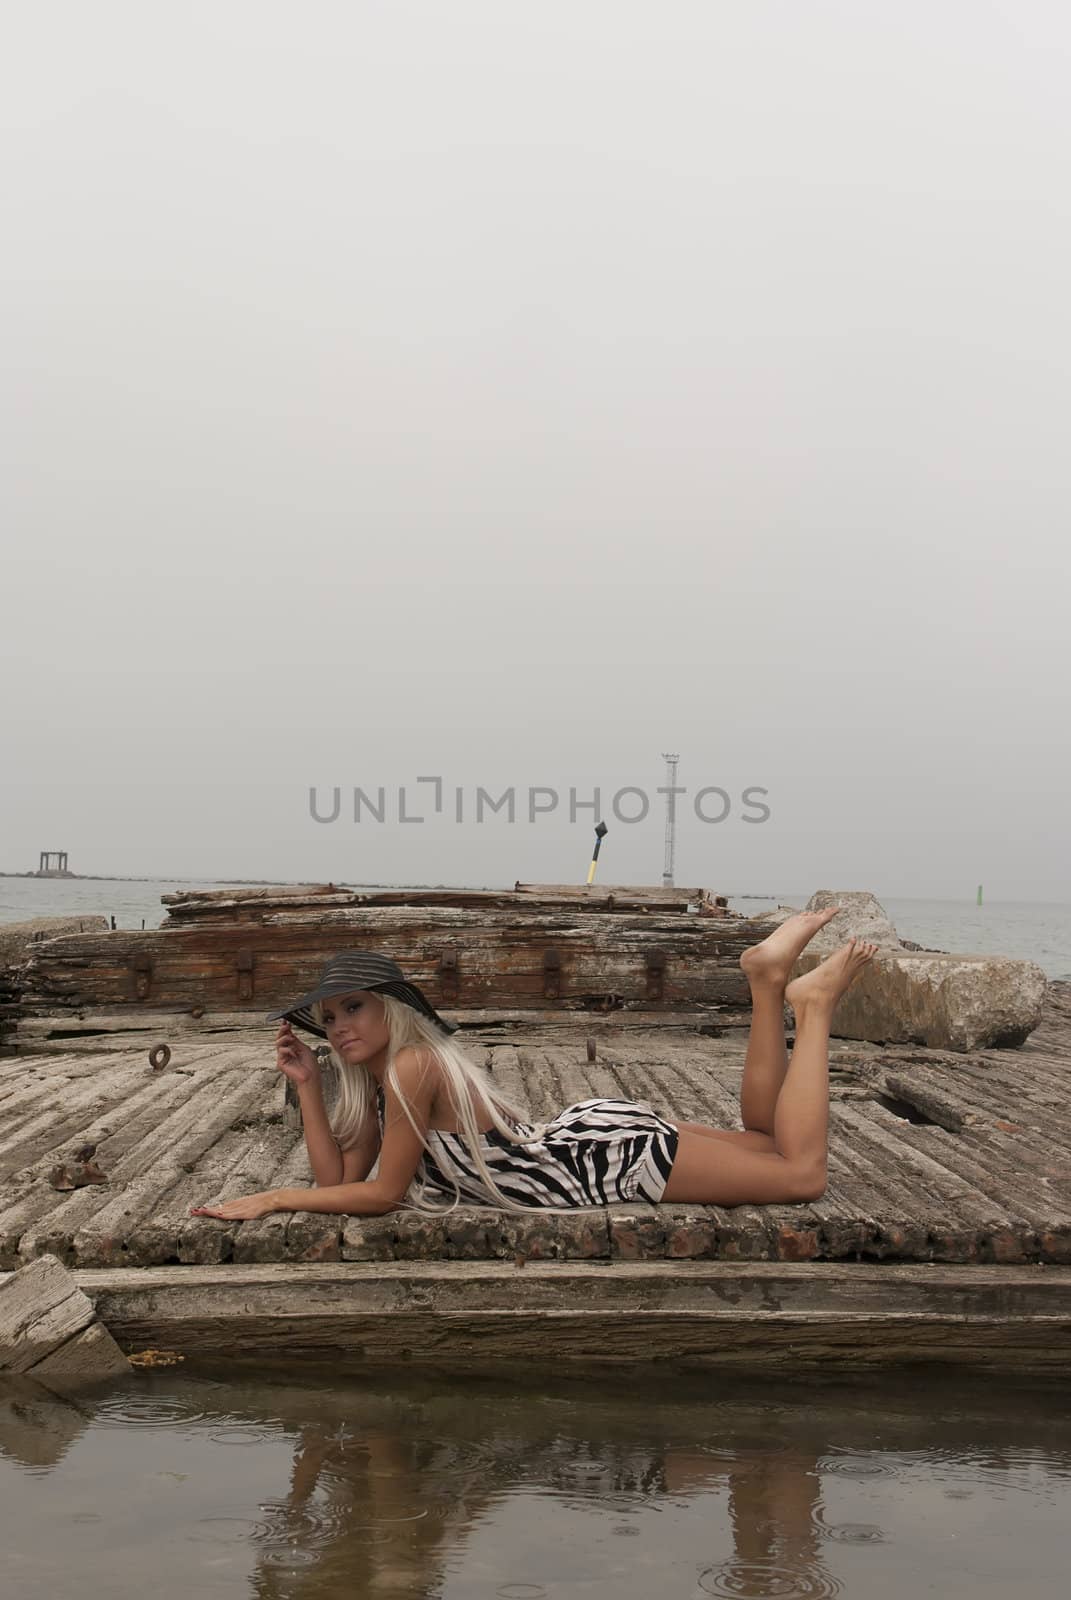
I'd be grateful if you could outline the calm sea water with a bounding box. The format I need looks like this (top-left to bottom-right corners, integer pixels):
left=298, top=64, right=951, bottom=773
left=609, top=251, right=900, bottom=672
left=0, top=877, right=1067, bottom=979
left=729, top=896, right=1071, bottom=982
left=2, top=1368, right=1068, bottom=1600
left=0, top=877, right=258, bottom=932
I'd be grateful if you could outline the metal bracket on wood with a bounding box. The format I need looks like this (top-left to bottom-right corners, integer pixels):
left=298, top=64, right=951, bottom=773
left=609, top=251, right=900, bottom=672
left=645, top=948, right=667, bottom=1001
left=132, top=956, right=153, bottom=1001
left=543, top=948, right=562, bottom=1000
left=236, top=949, right=255, bottom=1002
left=439, top=950, right=459, bottom=1004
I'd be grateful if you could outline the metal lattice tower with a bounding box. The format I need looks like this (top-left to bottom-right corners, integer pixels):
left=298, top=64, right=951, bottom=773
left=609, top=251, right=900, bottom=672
left=661, top=752, right=679, bottom=887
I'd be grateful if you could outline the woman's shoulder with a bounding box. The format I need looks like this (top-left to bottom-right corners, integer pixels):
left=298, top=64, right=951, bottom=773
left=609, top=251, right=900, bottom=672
left=390, top=1042, right=442, bottom=1073
left=387, top=1044, right=446, bottom=1096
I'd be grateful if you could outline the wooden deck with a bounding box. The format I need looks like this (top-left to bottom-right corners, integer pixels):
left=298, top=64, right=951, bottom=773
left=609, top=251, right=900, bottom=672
left=2, top=982, right=1068, bottom=1274
left=3, top=983, right=1070, bottom=1372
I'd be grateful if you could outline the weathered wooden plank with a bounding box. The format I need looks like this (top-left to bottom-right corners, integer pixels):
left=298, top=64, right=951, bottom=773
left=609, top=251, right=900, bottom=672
left=162, top=883, right=342, bottom=917
left=161, top=882, right=724, bottom=922
left=883, top=1054, right=1071, bottom=1158
left=64, top=1256, right=1071, bottom=1305
left=0, top=1057, right=161, bottom=1181
left=0, top=1070, right=199, bottom=1269
left=0, top=1057, right=139, bottom=1160
left=0, top=1254, right=95, bottom=1371
left=26, top=1320, right=131, bottom=1387
left=499, top=1208, right=611, bottom=1261
left=19, top=905, right=761, bottom=1019
left=0, top=1253, right=127, bottom=1382
left=100, top=1308, right=1071, bottom=1372
left=520, top=1048, right=562, bottom=1118
left=119, top=1128, right=254, bottom=1266
left=659, top=1206, right=721, bottom=1259
left=594, top=1055, right=698, bottom=1123
left=833, top=1102, right=989, bottom=1259
left=607, top=1202, right=664, bottom=1259
left=575, top=1060, right=631, bottom=1101
left=16, top=1067, right=273, bottom=1266
left=877, top=1114, right=1071, bottom=1263
left=340, top=1211, right=400, bottom=1262
left=842, top=1102, right=1032, bottom=1262
left=879, top=1072, right=981, bottom=1134
left=67, top=1070, right=278, bottom=1268
left=484, top=1046, right=535, bottom=1116
left=512, top=883, right=723, bottom=909
left=463, top=1007, right=754, bottom=1030
left=230, top=1133, right=314, bottom=1263
left=824, top=1126, right=933, bottom=1259
left=68, top=1260, right=1071, bottom=1374
left=119, top=1117, right=291, bottom=1268
left=282, top=1206, right=342, bottom=1263
left=13, top=1013, right=277, bottom=1042
left=0, top=1075, right=62, bottom=1115
left=804, top=1151, right=879, bottom=1258
left=176, top=1120, right=298, bottom=1266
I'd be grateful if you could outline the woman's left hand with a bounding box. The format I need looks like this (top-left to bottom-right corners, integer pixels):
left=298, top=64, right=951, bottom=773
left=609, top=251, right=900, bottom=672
left=189, top=1191, right=282, bottom=1221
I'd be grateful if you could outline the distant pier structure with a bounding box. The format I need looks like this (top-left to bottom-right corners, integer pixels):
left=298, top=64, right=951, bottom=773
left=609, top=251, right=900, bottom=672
left=36, top=851, right=73, bottom=878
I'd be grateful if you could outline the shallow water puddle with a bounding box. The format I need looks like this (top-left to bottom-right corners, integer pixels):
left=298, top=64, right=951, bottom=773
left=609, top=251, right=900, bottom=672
left=2, top=1368, right=1068, bottom=1598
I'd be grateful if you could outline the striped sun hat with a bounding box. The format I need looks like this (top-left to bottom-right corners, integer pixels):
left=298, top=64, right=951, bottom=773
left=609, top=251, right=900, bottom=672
left=265, top=951, right=458, bottom=1039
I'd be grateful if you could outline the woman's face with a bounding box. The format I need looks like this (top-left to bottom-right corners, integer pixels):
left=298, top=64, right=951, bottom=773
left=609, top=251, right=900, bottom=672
left=320, top=990, right=391, bottom=1068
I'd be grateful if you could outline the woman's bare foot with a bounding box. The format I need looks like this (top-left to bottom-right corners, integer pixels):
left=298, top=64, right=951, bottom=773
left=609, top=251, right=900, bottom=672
left=785, top=939, right=878, bottom=1015
left=740, top=907, right=842, bottom=989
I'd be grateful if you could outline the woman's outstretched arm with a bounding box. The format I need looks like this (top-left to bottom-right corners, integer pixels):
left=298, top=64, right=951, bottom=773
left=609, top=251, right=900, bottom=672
left=190, top=1176, right=401, bottom=1221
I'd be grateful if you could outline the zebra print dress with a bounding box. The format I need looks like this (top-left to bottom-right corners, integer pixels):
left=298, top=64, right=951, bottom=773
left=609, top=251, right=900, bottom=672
left=417, top=1098, right=680, bottom=1208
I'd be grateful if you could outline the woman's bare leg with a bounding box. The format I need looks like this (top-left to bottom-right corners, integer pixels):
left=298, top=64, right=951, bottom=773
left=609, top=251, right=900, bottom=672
left=675, top=1122, right=779, bottom=1152
left=737, top=908, right=841, bottom=1134
left=662, top=940, right=878, bottom=1205
left=773, top=945, right=879, bottom=1177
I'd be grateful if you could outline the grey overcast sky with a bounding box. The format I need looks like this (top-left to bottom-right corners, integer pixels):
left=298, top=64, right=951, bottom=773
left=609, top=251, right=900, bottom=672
left=2, top=1, right=1069, bottom=900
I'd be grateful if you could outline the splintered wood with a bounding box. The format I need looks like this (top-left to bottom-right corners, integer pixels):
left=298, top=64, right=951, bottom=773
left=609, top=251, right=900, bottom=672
left=0, top=1253, right=130, bottom=1385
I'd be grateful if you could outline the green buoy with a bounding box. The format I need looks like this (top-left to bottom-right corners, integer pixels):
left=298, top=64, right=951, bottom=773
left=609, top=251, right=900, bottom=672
left=977, top=884, right=983, bottom=906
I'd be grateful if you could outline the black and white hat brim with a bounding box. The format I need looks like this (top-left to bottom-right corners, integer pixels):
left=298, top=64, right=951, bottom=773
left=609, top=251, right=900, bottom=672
left=266, top=968, right=458, bottom=1040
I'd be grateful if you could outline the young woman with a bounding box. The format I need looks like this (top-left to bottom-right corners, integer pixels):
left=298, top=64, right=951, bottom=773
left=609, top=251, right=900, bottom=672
left=191, top=909, right=876, bottom=1222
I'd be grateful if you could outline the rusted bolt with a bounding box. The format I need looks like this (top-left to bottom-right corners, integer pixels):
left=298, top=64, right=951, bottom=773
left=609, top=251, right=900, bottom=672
left=190, top=1006, right=205, bottom=1019
left=586, top=1037, right=597, bottom=1062
left=149, top=1043, right=171, bottom=1071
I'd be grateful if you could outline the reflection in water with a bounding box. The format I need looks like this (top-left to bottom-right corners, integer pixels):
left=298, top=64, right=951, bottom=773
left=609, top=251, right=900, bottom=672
left=1, top=1370, right=1070, bottom=1599
left=243, top=1415, right=845, bottom=1600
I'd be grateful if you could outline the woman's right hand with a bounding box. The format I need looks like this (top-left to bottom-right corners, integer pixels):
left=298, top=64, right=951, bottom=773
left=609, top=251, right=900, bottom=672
left=275, top=1020, right=321, bottom=1088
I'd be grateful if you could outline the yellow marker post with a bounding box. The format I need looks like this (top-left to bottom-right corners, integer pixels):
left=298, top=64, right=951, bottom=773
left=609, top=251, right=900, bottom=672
left=586, top=821, right=609, bottom=884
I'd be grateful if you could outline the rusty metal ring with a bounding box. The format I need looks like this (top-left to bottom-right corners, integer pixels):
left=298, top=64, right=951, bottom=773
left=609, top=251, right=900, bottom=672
left=149, top=1043, right=171, bottom=1071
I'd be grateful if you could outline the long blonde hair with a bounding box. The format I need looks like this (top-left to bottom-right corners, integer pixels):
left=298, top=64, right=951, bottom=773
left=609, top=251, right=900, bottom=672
left=313, top=992, right=542, bottom=1211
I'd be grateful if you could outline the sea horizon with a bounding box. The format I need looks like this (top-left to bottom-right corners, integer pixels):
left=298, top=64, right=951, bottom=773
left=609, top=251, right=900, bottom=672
left=1, top=869, right=1067, bottom=908
left=1, top=874, right=1067, bottom=979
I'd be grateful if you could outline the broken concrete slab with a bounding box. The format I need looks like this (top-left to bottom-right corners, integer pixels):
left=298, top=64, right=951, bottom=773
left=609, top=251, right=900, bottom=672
left=752, top=890, right=1048, bottom=1051
left=755, top=891, right=903, bottom=950
left=802, top=889, right=906, bottom=950
left=794, top=946, right=1047, bottom=1051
